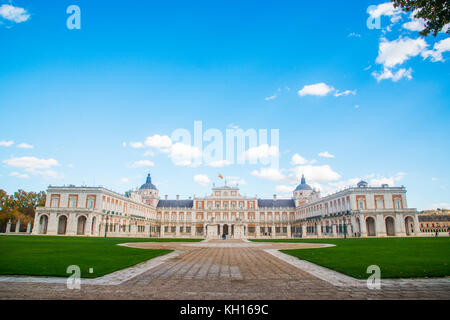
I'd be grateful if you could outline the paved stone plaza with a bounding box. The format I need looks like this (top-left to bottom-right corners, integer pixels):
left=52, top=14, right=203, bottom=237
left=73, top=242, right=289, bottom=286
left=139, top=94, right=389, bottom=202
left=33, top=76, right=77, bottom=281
left=0, top=240, right=449, bottom=300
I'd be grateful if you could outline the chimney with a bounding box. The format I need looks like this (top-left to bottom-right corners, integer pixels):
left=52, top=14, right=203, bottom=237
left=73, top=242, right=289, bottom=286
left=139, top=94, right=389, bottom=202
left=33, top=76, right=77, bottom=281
left=164, top=195, right=168, bottom=200
left=273, top=194, right=277, bottom=200
left=176, top=195, right=180, bottom=200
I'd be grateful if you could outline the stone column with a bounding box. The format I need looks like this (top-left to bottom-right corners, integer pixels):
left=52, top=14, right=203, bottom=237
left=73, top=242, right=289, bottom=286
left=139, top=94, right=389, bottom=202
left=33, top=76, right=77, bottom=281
left=376, top=214, right=386, bottom=237
left=301, top=224, right=306, bottom=238
left=66, top=213, right=77, bottom=236
left=345, top=220, right=352, bottom=237
left=14, top=220, right=21, bottom=233
left=316, top=222, right=322, bottom=237
left=395, top=213, right=406, bottom=236
left=85, top=215, right=93, bottom=236
left=359, top=214, right=367, bottom=237
left=272, top=224, right=276, bottom=238
left=287, top=224, right=291, bottom=238
left=31, top=216, right=40, bottom=235
left=191, top=224, right=195, bottom=237
left=26, top=221, right=32, bottom=233
left=332, top=224, right=337, bottom=238
left=176, top=224, right=180, bottom=237
left=47, top=213, right=58, bottom=235
left=256, top=224, right=261, bottom=237
left=413, top=214, right=421, bottom=236
left=161, top=224, right=165, bottom=237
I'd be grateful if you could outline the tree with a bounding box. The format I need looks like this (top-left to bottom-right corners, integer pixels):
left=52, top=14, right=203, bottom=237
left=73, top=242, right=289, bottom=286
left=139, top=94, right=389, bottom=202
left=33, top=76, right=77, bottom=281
left=0, top=189, right=46, bottom=231
left=391, top=0, right=450, bottom=36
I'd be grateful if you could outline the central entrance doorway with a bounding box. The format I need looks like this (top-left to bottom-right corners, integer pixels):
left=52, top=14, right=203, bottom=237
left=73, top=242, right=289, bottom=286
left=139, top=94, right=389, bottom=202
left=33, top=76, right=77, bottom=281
left=223, top=224, right=229, bottom=235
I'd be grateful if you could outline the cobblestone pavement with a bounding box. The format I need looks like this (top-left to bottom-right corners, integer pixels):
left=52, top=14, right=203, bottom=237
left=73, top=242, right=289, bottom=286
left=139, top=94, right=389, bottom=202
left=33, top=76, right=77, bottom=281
left=0, top=240, right=449, bottom=300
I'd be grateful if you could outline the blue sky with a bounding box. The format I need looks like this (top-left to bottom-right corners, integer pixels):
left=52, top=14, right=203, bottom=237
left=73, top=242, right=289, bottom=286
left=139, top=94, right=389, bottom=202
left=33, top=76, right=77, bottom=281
left=0, top=0, right=449, bottom=210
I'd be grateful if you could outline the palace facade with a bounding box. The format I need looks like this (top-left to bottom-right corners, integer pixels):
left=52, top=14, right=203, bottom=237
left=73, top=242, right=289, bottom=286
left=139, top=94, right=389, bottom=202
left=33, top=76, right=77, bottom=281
left=32, top=173, right=422, bottom=238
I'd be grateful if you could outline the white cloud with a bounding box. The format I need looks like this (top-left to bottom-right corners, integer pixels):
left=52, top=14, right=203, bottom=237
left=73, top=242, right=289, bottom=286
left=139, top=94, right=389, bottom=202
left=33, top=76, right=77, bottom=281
left=291, top=153, right=308, bottom=165
left=0, top=140, right=14, bottom=147
left=24, top=168, right=63, bottom=179
left=431, top=203, right=450, bottom=209
left=275, top=185, right=295, bottom=193
left=348, top=32, right=361, bottom=38
left=292, top=165, right=341, bottom=182
left=298, top=83, right=356, bottom=98
left=194, top=174, right=210, bottom=186
left=432, top=177, right=439, bottom=181
left=244, top=144, right=279, bottom=162
left=128, top=160, right=155, bottom=168
left=3, top=156, right=59, bottom=169
left=226, top=176, right=246, bottom=185
left=10, top=172, right=29, bottom=179
left=129, top=142, right=144, bottom=149
left=0, top=4, right=30, bottom=23
left=376, top=37, right=428, bottom=69
left=403, top=18, right=426, bottom=32
left=369, top=172, right=406, bottom=186
left=367, top=2, right=402, bottom=22
left=17, top=143, right=34, bottom=149
left=372, top=67, right=413, bottom=82
left=206, top=160, right=231, bottom=168
left=265, top=94, right=277, bottom=101
left=169, top=142, right=202, bottom=166
left=119, top=178, right=129, bottom=183
left=143, top=150, right=155, bottom=157
left=422, top=37, right=450, bottom=62
left=318, top=151, right=335, bottom=158
left=251, top=168, right=285, bottom=181
left=122, top=142, right=127, bottom=148
left=334, top=89, right=356, bottom=97
left=298, top=83, right=334, bottom=97
left=328, top=177, right=362, bottom=191
left=354, top=104, right=360, bottom=109
left=144, top=134, right=172, bottom=150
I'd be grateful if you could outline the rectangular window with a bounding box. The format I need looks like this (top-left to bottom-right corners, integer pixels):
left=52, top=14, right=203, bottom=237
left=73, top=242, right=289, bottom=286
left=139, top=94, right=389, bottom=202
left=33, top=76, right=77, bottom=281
left=69, top=195, right=77, bottom=208
left=51, top=195, right=60, bottom=208
left=87, top=197, right=95, bottom=209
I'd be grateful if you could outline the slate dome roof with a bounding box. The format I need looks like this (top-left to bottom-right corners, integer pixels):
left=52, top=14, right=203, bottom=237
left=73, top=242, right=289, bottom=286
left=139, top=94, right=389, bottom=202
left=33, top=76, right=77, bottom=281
left=295, top=174, right=312, bottom=191
left=139, top=173, right=157, bottom=190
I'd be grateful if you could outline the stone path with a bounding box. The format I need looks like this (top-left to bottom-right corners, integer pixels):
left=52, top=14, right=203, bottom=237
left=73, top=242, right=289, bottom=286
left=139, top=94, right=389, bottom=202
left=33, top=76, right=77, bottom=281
left=0, top=239, right=449, bottom=300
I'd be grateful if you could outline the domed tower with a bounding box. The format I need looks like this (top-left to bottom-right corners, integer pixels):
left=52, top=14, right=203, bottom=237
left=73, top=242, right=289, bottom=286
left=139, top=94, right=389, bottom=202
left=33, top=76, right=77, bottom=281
left=293, top=174, right=313, bottom=206
left=138, top=173, right=159, bottom=205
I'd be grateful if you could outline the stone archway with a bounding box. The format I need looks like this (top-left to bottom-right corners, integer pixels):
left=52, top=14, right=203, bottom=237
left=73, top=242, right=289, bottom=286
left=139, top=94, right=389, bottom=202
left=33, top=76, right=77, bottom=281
left=39, top=215, right=48, bottom=234
left=385, top=216, right=395, bottom=236
left=366, top=217, right=376, bottom=236
left=57, top=215, right=67, bottom=235
left=223, top=224, right=229, bottom=235
left=405, top=216, right=415, bottom=235
left=77, top=216, right=87, bottom=235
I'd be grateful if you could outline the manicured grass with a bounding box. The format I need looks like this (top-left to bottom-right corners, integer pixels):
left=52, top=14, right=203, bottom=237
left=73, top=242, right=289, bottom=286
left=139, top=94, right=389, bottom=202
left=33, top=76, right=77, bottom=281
left=252, top=237, right=450, bottom=279
left=0, top=235, right=202, bottom=278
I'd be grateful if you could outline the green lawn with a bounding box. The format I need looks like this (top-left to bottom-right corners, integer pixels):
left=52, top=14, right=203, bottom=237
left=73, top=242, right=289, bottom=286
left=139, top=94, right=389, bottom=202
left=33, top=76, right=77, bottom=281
left=252, top=237, right=450, bottom=279
left=0, top=235, right=202, bottom=278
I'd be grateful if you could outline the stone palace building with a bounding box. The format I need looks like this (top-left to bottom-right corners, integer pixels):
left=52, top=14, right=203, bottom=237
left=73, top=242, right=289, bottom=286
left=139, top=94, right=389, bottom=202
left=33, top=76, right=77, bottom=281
left=32, top=173, right=422, bottom=239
